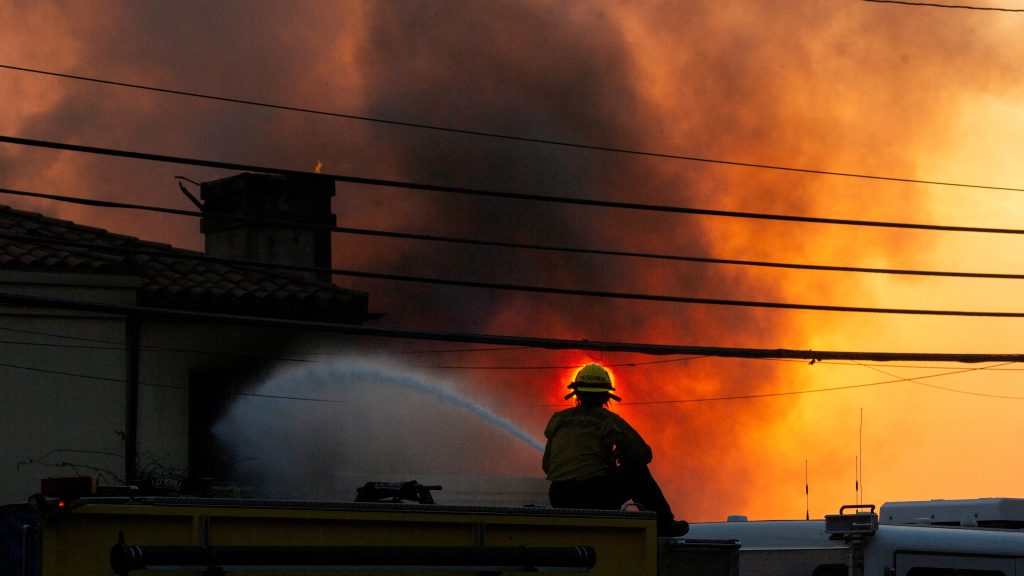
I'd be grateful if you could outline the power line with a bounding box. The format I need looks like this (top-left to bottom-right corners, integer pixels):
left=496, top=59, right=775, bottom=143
left=0, top=334, right=316, bottom=363
left=623, top=364, right=1021, bottom=404
left=775, top=357, right=1024, bottom=371
left=7, top=187, right=1024, bottom=317
left=392, top=346, right=527, bottom=355
left=0, top=324, right=525, bottom=365
left=5, top=360, right=1006, bottom=408
left=4, top=227, right=1023, bottom=317
left=2, top=206, right=1024, bottom=315
left=508, top=364, right=1017, bottom=407
left=10, top=317, right=1024, bottom=372
left=0, top=325, right=520, bottom=365
left=425, top=356, right=708, bottom=371
left=4, top=136, right=1024, bottom=234
left=3, top=345, right=1018, bottom=405
left=1, top=148, right=1023, bottom=346
left=0, top=359, right=354, bottom=404
left=0, top=325, right=125, bottom=346
left=320, top=267, right=1024, bottom=317
left=7, top=188, right=1024, bottom=281
left=151, top=364, right=1024, bottom=406
left=863, top=0, right=1024, bottom=12
left=140, top=380, right=355, bottom=405
left=0, top=323, right=689, bottom=368
left=240, top=365, right=1022, bottom=404
left=0, top=360, right=124, bottom=383
left=0, top=338, right=121, bottom=351
left=853, top=361, right=1024, bottom=399
left=2, top=289, right=1024, bottom=362
left=11, top=317, right=1024, bottom=373
left=3, top=63, right=1021, bottom=193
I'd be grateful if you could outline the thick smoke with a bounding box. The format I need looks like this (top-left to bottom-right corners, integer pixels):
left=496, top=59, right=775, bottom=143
left=5, top=0, right=1024, bottom=519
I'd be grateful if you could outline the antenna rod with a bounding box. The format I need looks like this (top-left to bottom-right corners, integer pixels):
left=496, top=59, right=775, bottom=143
left=805, top=459, right=810, bottom=520
left=860, top=408, right=864, bottom=504
left=855, top=455, right=860, bottom=505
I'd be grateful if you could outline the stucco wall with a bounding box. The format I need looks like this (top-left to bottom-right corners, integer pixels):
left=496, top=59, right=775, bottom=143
left=0, top=272, right=136, bottom=503
left=0, top=170, right=366, bottom=504
left=0, top=270, right=347, bottom=504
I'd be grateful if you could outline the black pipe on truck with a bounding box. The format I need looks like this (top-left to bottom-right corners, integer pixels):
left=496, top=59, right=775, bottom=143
left=110, top=542, right=596, bottom=574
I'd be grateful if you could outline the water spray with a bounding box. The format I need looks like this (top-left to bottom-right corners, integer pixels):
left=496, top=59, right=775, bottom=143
left=212, top=357, right=545, bottom=499
left=297, top=360, right=544, bottom=453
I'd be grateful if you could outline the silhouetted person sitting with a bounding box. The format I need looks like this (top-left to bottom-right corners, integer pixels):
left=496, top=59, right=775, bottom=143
left=542, top=363, right=688, bottom=537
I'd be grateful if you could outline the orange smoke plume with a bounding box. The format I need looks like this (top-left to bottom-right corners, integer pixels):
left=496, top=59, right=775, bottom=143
left=5, top=0, right=1024, bottom=523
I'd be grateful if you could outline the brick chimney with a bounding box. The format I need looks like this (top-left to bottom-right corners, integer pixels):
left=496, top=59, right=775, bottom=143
left=200, top=173, right=335, bottom=283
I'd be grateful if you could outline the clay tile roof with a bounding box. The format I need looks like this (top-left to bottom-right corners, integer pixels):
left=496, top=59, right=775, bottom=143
left=0, top=205, right=374, bottom=323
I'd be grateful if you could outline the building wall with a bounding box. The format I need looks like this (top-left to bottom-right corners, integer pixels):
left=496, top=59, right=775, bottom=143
left=0, top=271, right=136, bottom=503
left=0, top=270, right=344, bottom=504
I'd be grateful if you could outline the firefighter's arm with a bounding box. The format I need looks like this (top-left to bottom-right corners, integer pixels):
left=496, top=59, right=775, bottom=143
left=614, top=419, right=653, bottom=464
left=542, top=439, right=553, bottom=476
left=541, top=416, right=557, bottom=476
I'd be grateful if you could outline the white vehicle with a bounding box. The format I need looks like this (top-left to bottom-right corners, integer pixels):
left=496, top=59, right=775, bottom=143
left=680, top=499, right=1024, bottom=576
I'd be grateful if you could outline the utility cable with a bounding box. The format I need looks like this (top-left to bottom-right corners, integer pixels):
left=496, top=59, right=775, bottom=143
left=140, top=380, right=354, bottom=405
left=391, top=346, right=526, bottom=355
left=424, top=356, right=707, bottom=371
left=6, top=190, right=1024, bottom=280
left=0, top=359, right=354, bottom=404
left=7, top=361, right=1021, bottom=406
left=4, top=136, right=1024, bottom=233
left=0, top=325, right=515, bottom=363
left=854, top=361, right=1024, bottom=399
left=0, top=324, right=125, bottom=346
left=0, top=360, right=124, bottom=383
left=0, top=338, right=121, bottom=351
left=0, top=335, right=316, bottom=363
left=2, top=63, right=1022, bottom=192
left=48, top=364, right=1022, bottom=406
left=771, top=357, right=1024, bottom=371
left=3, top=229, right=1023, bottom=317
left=0, top=323, right=694, bottom=368
left=4, top=352, right=1018, bottom=405
left=2, top=289, right=1024, bottom=362
left=6, top=188, right=1024, bottom=280
left=12, top=321, right=1023, bottom=372
left=7, top=324, right=1021, bottom=373
left=622, top=364, right=1022, bottom=404
left=863, top=0, right=1024, bottom=12
left=149, top=265, right=1024, bottom=318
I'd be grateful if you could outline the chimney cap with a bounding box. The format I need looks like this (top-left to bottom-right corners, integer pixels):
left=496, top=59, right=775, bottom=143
left=200, top=172, right=335, bottom=202
left=199, top=172, right=336, bottom=233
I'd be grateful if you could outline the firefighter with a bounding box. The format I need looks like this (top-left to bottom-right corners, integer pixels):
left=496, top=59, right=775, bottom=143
left=542, top=363, right=688, bottom=537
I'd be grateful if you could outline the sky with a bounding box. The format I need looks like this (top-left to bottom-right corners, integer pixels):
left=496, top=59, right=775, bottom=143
left=3, top=0, right=1024, bottom=521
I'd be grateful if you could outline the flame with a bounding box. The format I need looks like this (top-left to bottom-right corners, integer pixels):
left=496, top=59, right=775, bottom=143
left=314, top=160, right=323, bottom=174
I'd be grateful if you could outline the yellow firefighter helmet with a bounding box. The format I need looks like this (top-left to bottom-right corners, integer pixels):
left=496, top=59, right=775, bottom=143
left=565, top=363, right=621, bottom=402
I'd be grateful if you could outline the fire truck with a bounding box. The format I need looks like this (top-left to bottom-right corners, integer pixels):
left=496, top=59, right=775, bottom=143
left=4, top=476, right=1024, bottom=575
